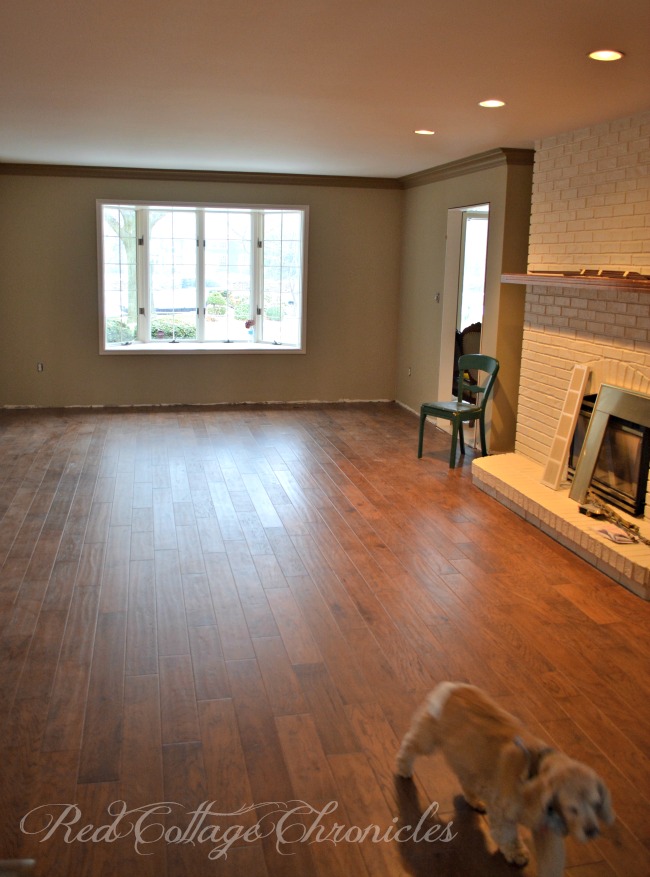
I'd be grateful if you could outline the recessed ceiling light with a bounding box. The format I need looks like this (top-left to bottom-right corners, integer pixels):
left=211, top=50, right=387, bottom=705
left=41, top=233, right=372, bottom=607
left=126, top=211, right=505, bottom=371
left=588, top=49, right=624, bottom=61
left=415, top=129, right=435, bottom=135
left=479, top=99, right=505, bottom=108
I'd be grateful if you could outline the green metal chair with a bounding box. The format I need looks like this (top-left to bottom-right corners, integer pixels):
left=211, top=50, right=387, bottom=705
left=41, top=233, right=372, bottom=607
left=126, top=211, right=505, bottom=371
left=418, top=353, right=500, bottom=468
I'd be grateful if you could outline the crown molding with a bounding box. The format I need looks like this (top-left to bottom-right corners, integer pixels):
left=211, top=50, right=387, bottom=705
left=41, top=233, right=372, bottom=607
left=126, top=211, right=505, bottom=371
left=0, top=147, right=534, bottom=190
left=0, top=162, right=402, bottom=190
left=399, top=147, right=534, bottom=189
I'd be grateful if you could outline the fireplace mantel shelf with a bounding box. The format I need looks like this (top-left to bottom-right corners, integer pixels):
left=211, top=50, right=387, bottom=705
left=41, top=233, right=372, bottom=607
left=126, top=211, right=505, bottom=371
left=502, top=272, right=650, bottom=293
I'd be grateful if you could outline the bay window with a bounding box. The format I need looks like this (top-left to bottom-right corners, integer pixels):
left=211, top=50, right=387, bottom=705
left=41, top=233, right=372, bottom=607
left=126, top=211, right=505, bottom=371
left=98, top=201, right=307, bottom=353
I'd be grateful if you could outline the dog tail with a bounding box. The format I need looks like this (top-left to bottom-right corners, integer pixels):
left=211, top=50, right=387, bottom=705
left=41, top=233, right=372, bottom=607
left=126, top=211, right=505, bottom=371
left=425, top=681, right=463, bottom=720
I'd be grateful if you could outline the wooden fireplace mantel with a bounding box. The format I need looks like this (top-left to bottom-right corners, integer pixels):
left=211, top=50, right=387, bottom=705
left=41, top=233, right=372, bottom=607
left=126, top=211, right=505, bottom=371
left=502, top=272, right=650, bottom=293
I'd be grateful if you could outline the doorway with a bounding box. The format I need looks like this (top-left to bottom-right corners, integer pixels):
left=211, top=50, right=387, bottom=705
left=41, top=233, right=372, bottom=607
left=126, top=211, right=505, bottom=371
left=436, top=204, right=490, bottom=439
left=457, top=207, right=489, bottom=332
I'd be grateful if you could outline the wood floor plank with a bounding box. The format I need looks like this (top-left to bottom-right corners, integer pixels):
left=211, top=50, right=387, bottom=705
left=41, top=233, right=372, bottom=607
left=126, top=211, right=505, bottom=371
left=121, top=673, right=164, bottom=803
left=162, top=741, right=212, bottom=877
left=159, top=654, right=200, bottom=744
left=226, top=658, right=317, bottom=876
left=198, top=698, right=257, bottom=829
left=183, top=572, right=217, bottom=627
left=155, top=549, right=190, bottom=657
left=275, top=712, right=369, bottom=877
left=153, top=486, right=177, bottom=550
left=176, top=524, right=205, bottom=575
left=293, top=662, right=360, bottom=756
left=266, top=587, right=322, bottom=665
left=207, top=481, right=244, bottom=541
left=252, top=636, right=309, bottom=716
left=126, top=559, right=158, bottom=676
left=343, top=701, right=404, bottom=812
left=287, top=574, right=374, bottom=705
left=253, top=553, right=289, bottom=589
left=78, top=611, right=126, bottom=783
left=204, top=552, right=256, bottom=661
left=328, top=752, right=407, bottom=877
left=226, top=658, right=297, bottom=803
left=18, top=748, right=79, bottom=876
left=84, top=500, right=112, bottom=544
left=188, top=624, right=230, bottom=700
left=14, top=607, right=68, bottom=702
left=42, top=660, right=91, bottom=752
left=290, top=532, right=367, bottom=630
left=195, top=514, right=225, bottom=553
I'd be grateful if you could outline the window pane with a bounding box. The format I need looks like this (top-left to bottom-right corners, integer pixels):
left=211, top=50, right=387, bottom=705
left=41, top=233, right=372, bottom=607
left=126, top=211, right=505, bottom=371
left=203, top=211, right=252, bottom=342
left=102, top=206, right=137, bottom=344
left=282, top=212, right=302, bottom=238
left=149, top=210, right=197, bottom=341
left=261, top=211, right=302, bottom=346
left=263, top=241, right=282, bottom=267
left=264, top=213, right=282, bottom=241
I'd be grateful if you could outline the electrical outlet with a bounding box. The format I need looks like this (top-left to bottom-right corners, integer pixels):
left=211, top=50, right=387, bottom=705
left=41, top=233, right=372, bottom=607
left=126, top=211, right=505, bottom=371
left=36, top=362, right=44, bottom=372
left=408, top=367, right=412, bottom=376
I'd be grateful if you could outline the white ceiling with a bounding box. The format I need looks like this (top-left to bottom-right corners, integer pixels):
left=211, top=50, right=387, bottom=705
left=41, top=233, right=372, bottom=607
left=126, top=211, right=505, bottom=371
left=1, top=0, right=649, bottom=179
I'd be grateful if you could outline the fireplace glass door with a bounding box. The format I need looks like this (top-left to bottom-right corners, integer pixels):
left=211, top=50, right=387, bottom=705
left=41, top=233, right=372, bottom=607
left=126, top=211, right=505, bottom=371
left=568, top=395, right=650, bottom=516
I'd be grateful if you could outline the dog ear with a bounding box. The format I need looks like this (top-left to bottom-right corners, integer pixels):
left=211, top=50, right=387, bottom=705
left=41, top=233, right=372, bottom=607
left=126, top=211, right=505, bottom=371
left=544, top=795, right=569, bottom=836
left=501, top=740, right=532, bottom=783
left=520, top=773, right=559, bottom=832
left=596, top=781, right=615, bottom=826
left=494, top=742, right=541, bottom=821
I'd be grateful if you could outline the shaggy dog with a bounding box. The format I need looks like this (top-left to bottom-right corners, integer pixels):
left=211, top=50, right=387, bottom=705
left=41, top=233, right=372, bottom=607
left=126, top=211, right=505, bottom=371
left=396, top=682, right=614, bottom=875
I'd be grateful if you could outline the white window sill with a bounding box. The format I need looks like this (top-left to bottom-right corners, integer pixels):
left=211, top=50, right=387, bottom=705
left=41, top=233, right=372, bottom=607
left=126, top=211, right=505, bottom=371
left=102, top=341, right=304, bottom=354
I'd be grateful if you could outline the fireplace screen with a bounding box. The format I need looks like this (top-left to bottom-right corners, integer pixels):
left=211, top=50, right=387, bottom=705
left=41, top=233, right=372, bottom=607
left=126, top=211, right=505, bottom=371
left=568, top=395, right=650, bottom=516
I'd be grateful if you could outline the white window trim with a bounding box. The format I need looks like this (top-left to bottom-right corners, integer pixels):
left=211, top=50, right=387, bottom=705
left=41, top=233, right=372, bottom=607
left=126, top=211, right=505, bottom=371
left=97, top=199, right=308, bottom=355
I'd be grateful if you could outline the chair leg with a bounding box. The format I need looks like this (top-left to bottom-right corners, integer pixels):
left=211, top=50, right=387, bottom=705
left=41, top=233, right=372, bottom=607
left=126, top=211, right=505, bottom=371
left=449, top=422, right=459, bottom=468
left=478, top=415, right=487, bottom=456
left=418, top=410, right=427, bottom=458
left=458, top=422, right=465, bottom=455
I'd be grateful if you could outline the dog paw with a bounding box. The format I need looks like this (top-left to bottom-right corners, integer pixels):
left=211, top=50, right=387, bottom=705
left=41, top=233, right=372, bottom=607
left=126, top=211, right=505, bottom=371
left=502, top=846, right=529, bottom=868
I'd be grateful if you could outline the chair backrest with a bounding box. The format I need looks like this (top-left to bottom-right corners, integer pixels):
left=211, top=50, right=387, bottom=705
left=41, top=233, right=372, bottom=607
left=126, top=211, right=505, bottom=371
left=459, top=322, right=482, bottom=383
left=457, top=354, right=499, bottom=409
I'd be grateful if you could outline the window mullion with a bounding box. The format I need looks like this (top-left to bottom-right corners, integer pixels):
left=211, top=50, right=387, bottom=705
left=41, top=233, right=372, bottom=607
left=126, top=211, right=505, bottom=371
left=196, top=210, right=205, bottom=342
left=252, top=212, right=264, bottom=342
left=136, top=208, right=149, bottom=342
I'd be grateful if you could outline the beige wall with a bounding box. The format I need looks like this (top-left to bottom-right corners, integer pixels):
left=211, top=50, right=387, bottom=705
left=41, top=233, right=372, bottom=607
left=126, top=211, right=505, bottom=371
left=0, top=173, right=402, bottom=407
left=395, top=157, right=533, bottom=451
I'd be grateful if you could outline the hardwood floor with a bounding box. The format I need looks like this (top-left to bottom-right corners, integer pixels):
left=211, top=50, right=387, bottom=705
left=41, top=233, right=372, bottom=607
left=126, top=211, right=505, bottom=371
left=1, top=403, right=648, bottom=877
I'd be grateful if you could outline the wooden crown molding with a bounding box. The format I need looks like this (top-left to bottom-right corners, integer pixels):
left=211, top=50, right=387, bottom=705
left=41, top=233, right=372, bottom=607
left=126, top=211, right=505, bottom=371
left=400, top=147, right=534, bottom=189
left=0, top=162, right=402, bottom=190
left=0, top=148, right=534, bottom=190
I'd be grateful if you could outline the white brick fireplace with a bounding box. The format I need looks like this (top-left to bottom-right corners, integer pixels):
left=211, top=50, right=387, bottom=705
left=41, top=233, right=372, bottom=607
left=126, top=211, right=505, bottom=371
left=473, top=109, right=650, bottom=599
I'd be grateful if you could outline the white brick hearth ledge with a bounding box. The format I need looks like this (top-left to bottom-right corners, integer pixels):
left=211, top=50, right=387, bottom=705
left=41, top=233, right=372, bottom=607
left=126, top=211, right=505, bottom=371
left=472, top=454, right=650, bottom=600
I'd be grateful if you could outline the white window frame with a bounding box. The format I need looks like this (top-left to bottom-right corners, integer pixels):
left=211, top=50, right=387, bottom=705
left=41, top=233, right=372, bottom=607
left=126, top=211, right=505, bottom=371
left=97, top=200, right=308, bottom=355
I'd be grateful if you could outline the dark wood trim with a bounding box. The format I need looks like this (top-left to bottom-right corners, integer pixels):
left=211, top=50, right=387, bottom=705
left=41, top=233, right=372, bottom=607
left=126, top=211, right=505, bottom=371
left=0, top=161, right=402, bottom=190
left=400, top=147, right=535, bottom=189
left=0, top=148, right=535, bottom=191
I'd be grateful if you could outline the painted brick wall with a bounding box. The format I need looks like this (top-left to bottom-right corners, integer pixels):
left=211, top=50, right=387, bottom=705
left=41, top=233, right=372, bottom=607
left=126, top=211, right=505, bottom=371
left=528, top=109, right=650, bottom=274
left=517, top=110, right=650, bottom=475
left=517, top=286, right=650, bottom=464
